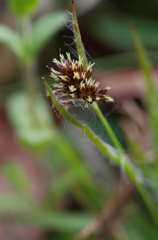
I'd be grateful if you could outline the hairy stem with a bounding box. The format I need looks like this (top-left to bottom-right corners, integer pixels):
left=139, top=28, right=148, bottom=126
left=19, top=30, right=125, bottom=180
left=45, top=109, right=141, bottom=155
left=72, top=0, right=87, bottom=70
left=43, top=77, right=158, bottom=225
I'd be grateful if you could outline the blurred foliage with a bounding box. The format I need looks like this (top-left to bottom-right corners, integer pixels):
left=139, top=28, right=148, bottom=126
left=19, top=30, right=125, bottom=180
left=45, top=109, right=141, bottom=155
left=87, top=13, right=158, bottom=51
left=6, top=0, right=40, bottom=18
left=0, top=25, right=25, bottom=59
left=94, top=51, right=158, bottom=73
left=0, top=12, right=68, bottom=62
left=6, top=92, right=56, bottom=151
left=32, top=12, right=68, bottom=57
left=1, top=0, right=158, bottom=240
left=125, top=211, right=158, bottom=240
left=3, top=161, right=31, bottom=194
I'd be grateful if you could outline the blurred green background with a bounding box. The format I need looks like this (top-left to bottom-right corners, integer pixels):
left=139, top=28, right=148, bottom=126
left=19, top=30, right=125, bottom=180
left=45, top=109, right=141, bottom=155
left=1, top=0, right=158, bottom=239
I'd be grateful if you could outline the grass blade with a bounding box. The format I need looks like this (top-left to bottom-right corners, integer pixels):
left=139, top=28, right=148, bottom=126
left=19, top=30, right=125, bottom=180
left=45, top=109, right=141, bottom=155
left=130, top=23, right=158, bottom=165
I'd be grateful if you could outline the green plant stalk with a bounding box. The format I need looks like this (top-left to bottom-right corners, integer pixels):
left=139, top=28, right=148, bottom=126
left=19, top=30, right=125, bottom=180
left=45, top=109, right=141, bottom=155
left=43, top=77, right=158, bottom=225
left=20, top=17, right=37, bottom=101
left=42, top=78, right=131, bottom=174
left=72, top=0, right=87, bottom=70
left=71, top=1, right=124, bottom=156
left=130, top=23, right=158, bottom=168
left=70, top=1, right=158, bottom=224
left=88, top=108, right=158, bottom=225
left=91, top=100, right=158, bottom=225
left=91, top=102, right=124, bottom=152
left=19, top=17, right=41, bottom=127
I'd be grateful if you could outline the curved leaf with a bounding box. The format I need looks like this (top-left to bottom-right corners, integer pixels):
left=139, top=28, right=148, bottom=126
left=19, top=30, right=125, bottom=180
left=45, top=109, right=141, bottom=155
left=0, top=24, right=25, bottom=60
left=32, top=11, right=68, bottom=57
left=6, top=92, right=56, bottom=152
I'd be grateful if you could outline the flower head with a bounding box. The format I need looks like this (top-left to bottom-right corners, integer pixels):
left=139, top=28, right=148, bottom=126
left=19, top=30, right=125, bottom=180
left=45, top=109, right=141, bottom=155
left=47, top=53, right=114, bottom=108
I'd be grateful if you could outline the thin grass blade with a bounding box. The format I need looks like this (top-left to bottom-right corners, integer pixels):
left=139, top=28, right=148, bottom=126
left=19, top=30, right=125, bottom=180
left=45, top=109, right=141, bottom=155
left=130, top=23, right=158, bottom=165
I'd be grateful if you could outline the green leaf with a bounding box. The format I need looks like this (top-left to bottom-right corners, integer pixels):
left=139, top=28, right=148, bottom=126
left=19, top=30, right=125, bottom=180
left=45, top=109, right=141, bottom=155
left=32, top=11, right=68, bottom=57
left=3, top=162, right=31, bottom=194
left=130, top=25, right=158, bottom=165
left=6, top=92, right=56, bottom=152
left=0, top=195, right=35, bottom=213
left=0, top=195, right=93, bottom=232
left=6, top=0, right=40, bottom=18
left=0, top=24, right=25, bottom=60
left=24, top=211, right=93, bottom=232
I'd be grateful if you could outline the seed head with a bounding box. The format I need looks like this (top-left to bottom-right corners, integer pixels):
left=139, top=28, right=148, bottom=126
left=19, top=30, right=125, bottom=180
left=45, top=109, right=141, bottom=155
left=47, top=53, right=114, bottom=107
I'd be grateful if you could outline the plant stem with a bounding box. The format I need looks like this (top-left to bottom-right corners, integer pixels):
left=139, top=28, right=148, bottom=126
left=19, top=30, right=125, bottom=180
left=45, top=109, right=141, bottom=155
left=43, top=77, right=158, bottom=225
left=91, top=102, right=158, bottom=224
left=91, top=102, right=123, bottom=152
left=20, top=17, right=37, bottom=101
left=18, top=17, right=41, bottom=127
left=72, top=0, right=87, bottom=70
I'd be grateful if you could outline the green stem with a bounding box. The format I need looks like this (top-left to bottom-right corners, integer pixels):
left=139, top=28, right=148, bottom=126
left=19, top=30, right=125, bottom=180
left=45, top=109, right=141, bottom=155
left=91, top=102, right=158, bottom=223
left=20, top=17, right=37, bottom=101
left=72, top=0, right=87, bottom=70
left=43, top=77, right=158, bottom=225
left=69, top=0, right=158, bottom=226
left=91, top=102, right=123, bottom=152
left=19, top=17, right=41, bottom=127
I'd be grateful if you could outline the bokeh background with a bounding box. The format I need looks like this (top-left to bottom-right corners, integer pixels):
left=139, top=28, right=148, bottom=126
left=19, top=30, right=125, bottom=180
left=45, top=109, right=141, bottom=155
left=1, top=0, right=158, bottom=239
